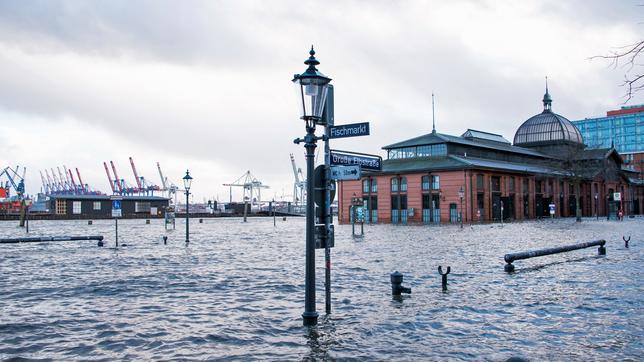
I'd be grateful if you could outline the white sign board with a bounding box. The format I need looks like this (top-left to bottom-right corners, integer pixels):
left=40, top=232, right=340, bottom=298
left=111, top=199, right=122, bottom=218
left=613, top=192, right=621, bottom=201
left=329, top=165, right=361, bottom=181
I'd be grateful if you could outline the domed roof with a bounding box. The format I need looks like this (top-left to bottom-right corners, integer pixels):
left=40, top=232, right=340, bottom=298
left=513, top=87, right=584, bottom=147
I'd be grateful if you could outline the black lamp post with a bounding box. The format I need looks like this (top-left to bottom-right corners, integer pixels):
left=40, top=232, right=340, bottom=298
left=595, top=193, right=598, bottom=220
left=183, top=170, right=193, bottom=243
left=458, top=186, right=464, bottom=229
left=293, top=46, right=331, bottom=326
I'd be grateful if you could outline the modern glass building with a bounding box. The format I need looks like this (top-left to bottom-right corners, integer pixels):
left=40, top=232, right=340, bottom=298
left=573, top=105, right=644, bottom=176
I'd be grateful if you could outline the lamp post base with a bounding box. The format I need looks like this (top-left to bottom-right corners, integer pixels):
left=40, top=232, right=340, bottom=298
left=302, top=311, right=319, bottom=326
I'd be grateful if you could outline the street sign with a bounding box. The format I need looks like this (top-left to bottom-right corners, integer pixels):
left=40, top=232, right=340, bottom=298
left=111, top=199, right=122, bottom=218
left=329, top=165, right=361, bottom=181
left=549, top=203, right=555, bottom=215
left=613, top=192, right=621, bottom=201
left=330, top=150, right=382, bottom=171
left=329, top=122, right=370, bottom=139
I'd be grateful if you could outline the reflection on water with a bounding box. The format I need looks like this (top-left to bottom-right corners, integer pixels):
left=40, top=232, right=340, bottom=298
left=0, top=217, right=642, bottom=360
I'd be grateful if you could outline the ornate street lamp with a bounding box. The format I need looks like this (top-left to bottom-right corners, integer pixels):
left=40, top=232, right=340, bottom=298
left=183, top=170, right=193, bottom=244
left=293, top=46, right=332, bottom=326
left=458, top=186, right=464, bottom=229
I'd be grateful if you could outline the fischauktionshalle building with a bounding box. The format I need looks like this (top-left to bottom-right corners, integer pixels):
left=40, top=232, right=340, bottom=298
left=338, top=89, right=644, bottom=225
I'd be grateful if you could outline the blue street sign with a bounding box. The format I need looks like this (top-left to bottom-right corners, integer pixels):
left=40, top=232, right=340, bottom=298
left=329, top=122, right=370, bottom=139
left=112, top=200, right=122, bottom=210
left=330, top=150, right=381, bottom=170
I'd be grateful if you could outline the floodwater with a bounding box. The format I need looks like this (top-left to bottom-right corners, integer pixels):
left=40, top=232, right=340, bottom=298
left=1, top=217, right=642, bottom=361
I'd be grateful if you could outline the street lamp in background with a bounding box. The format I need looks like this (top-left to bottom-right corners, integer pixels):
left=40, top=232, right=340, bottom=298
left=183, top=170, right=193, bottom=244
left=458, top=186, right=464, bottom=229
left=595, top=193, right=598, bottom=220
left=292, top=46, right=332, bottom=326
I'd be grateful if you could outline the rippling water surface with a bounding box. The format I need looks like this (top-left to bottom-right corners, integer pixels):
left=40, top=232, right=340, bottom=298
left=1, top=217, right=642, bottom=361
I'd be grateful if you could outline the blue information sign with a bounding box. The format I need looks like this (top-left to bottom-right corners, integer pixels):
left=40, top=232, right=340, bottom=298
left=112, top=200, right=122, bottom=210
left=330, top=150, right=382, bottom=171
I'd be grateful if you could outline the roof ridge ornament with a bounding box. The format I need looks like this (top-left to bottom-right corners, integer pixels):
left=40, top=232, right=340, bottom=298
left=543, top=76, right=552, bottom=112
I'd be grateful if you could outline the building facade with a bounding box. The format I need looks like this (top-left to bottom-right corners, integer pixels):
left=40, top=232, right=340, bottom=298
left=47, top=195, right=170, bottom=219
left=573, top=104, right=644, bottom=179
left=338, top=90, right=644, bottom=225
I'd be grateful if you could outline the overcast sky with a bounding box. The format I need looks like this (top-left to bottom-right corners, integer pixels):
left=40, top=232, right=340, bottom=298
left=0, top=0, right=642, bottom=202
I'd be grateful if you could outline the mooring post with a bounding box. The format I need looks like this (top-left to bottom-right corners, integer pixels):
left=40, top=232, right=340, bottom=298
left=146, top=219, right=150, bottom=224
left=598, top=242, right=606, bottom=255
left=390, top=271, right=412, bottom=296
left=163, top=235, right=168, bottom=245
left=88, top=220, right=93, bottom=225
left=438, top=266, right=451, bottom=291
left=623, top=236, right=630, bottom=248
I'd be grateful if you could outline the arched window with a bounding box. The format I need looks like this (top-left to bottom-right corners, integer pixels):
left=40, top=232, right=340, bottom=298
left=400, top=177, right=407, bottom=192
left=362, top=179, right=370, bottom=193
left=371, top=179, right=378, bottom=193
left=391, top=177, right=398, bottom=192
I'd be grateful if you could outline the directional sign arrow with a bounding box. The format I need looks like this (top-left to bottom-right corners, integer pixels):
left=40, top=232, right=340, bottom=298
left=329, top=165, right=362, bottom=180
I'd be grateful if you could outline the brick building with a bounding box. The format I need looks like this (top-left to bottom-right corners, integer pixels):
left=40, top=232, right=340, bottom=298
left=338, top=89, right=644, bottom=225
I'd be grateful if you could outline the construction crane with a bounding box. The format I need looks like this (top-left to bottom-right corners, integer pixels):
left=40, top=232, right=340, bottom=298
left=290, top=153, right=306, bottom=207
left=222, top=170, right=270, bottom=206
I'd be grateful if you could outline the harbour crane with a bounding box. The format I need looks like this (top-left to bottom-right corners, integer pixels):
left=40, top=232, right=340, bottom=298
left=103, top=162, right=116, bottom=194
left=110, top=161, right=125, bottom=194
left=129, top=157, right=143, bottom=191
left=75, top=168, right=86, bottom=193
left=1, top=166, right=26, bottom=198
left=39, top=171, right=49, bottom=194
left=290, top=153, right=306, bottom=207
left=222, top=170, right=270, bottom=206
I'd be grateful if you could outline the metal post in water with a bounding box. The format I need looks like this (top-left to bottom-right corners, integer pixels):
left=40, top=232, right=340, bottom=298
left=243, top=199, right=248, bottom=222
left=185, top=190, right=190, bottom=244
left=115, top=218, right=118, bottom=248
left=438, top=266, right=451, bottom=291
left=323, top=89, right=333, bottom=315
left=302, top=124, right=318, bottom=325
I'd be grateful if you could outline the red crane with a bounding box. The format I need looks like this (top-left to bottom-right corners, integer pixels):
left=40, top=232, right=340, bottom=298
left=129, top=156, right=142, bottom=190
left=67, top=168, right=78, bottom=193
left=75, top=168, right=85, bottom=192
left=110, top=161, right=123, bottom=194
left=104, top=162, right=116, bottom=194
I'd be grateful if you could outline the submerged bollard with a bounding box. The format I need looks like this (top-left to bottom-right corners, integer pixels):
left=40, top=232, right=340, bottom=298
left=199, top=219, right=203, bottom=223
left=438, top=266, right=451, bottom=291
left=146, top=219, right=151, bottom=224
left=283, top=216, right=287, bottom=221
left=623, top=236, right=630, bottom=248
left=504, top=239, right=606, bottom=272
left=88, top=220, right=93, bottom=225
left=163, top=236, right=168, bottom=245
left=97, top=239, right=104, bottom=247
left=390, top=271, right=411, bottom=296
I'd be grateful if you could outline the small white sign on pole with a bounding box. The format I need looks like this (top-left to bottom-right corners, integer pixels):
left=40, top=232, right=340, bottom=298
left=613, top=192, right=621, bottom=201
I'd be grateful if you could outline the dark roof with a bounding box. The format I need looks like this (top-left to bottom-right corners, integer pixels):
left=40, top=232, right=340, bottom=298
left=382, top=131, right=551, bottom=158
left=461, top=129, right=511, bottom=144
left=572, top=148, right=622, bottom=165
left=372, top=155, right=564, bottom=176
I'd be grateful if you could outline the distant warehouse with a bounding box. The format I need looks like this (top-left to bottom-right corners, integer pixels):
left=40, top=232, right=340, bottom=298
left=47, top=194, right=170, bottom=219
